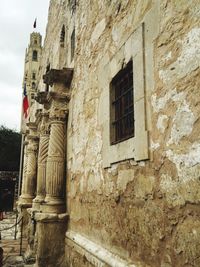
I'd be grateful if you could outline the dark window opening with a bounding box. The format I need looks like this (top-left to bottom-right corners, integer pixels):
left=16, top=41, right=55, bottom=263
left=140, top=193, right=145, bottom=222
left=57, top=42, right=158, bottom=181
left=32, top=82, right=36, bottom=89
left=110, top=60, right=134, bottom=144
left=60, top=25, right=65, bottom=46
left=71, top=29, right=75, bottom=61
left=32, top=72, right=36, bottom=80
left=34, top=39, right=37, bottom=45
left=32, top=50, right=38, bottom=61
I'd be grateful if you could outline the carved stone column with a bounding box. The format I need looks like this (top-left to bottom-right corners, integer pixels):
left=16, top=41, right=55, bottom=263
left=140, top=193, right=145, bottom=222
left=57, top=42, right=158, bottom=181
left=17, top=138, right=29, bottom=239
left=33, top=113, right=49, bottom=210
left=20, top=139, right=28, bottom=200
left=21, top=124, right=39, bottom=205
left=34, top=67, right=73, bottom=267
left=42, top=108, right=66, bottom=213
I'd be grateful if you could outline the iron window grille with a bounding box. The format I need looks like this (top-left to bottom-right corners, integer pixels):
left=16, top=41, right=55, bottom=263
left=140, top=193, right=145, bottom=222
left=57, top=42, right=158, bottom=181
left=60, top=25, right=65, bottom=47
left=110, top=60, right=134, bottom=144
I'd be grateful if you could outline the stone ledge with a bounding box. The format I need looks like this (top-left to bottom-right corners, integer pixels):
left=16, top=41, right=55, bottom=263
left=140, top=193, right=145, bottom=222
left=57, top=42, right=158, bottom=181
left=66, top=231, right=144, bottom=267
left=35, top=212, right=68, bottom=223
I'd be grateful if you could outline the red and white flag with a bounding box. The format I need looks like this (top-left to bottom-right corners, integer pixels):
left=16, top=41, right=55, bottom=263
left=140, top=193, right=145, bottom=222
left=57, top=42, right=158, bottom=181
left=23, top=84, right=29, bottom=118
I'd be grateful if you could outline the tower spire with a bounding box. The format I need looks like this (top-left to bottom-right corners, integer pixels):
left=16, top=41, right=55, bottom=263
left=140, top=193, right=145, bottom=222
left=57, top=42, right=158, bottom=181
left=33, top=18, right=37, bottom=29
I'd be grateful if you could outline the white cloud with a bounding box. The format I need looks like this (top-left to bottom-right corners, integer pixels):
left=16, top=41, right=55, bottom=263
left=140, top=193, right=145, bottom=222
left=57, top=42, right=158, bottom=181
left=0, top=0, right=49, bottom=131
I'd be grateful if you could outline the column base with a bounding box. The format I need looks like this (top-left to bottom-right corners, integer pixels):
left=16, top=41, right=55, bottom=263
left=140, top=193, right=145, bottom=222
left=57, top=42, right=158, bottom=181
left=32, top=196, right=45, bottom=211
left=32, top=201, right=41, bottom=211
left=19, top=194, right=34, bottom=206
left=40, top=202, right=66, bottom=214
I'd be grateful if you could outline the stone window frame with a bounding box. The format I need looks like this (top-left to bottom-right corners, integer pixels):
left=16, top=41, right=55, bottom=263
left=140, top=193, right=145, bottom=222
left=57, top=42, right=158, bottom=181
left=102, top=24, right=149, bottom=168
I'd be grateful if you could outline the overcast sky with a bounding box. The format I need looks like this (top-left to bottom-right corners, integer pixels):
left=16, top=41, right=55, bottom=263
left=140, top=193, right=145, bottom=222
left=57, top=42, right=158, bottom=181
left=0, top=0, right=50, bottom=131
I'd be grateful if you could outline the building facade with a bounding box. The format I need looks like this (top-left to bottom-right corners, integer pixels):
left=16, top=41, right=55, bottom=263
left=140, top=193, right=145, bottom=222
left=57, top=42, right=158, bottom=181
left=18, top=0, right=200, bottom=267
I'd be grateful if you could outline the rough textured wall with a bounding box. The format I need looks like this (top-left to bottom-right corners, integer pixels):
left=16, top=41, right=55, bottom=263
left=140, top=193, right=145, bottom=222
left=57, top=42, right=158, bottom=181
left=66, top=1, right=200, bottom=266
left=40, top=0, right=200, bottom=266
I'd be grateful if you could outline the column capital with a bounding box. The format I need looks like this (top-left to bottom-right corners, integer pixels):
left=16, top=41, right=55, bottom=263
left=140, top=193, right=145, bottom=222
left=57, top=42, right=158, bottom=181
left=48, top=92, right=69, bottom=121
left=49, top=108, right=68, bottom=122
left=39, top=111, right=50, bottom=135
left=27, top=140, right=38, bottom=153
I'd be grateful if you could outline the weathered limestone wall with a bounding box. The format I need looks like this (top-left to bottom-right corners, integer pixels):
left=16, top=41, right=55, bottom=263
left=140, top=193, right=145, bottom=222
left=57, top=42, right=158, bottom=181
left=65, top=1, right=200, bottom=267
left=31, top=0, right=200, bottom=266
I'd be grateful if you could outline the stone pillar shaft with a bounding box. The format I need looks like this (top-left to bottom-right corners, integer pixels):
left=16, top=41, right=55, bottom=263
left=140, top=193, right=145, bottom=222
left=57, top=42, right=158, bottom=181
left=46, top=120, right=65, bottom=203
left=35, top=134, right=49, bottom=201
left=21, top=142, right=28, bottom=196
left=21, top=137, right=38, bottom=203
left=41, top=116, right=66, bottom=213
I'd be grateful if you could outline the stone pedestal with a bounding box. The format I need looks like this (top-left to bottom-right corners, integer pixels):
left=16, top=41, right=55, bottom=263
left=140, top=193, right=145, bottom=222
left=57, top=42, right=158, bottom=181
left=16, top=204, right=32, bottom=239
left=34, top=213, right=68, bottom=267
left=24, top=208, right=37, bottom=264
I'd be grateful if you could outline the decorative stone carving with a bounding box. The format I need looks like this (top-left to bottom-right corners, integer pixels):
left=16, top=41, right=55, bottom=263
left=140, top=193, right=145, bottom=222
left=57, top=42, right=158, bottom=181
left=42, top=114, right=66, bottom=213
left=43, top=67, right=73, bottom=87
left=39, top=89, right=69, bottom=213
left=33, top=112, right=50, bottom=210
left=23, top=137, right=38, bottom=201
left=19, top=139, right=28, bottom=203
left=39, top=67, right=72, bottom=214
left=34, top=91, right=48, bottom=105
left=21, top=123, right=39, bottom=205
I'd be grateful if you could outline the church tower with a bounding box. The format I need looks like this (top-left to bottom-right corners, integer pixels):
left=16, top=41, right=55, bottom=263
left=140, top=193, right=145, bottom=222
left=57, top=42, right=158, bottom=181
left=21, top=32, right=42, bottom=132
left=23, top=32, right=42, bottom=106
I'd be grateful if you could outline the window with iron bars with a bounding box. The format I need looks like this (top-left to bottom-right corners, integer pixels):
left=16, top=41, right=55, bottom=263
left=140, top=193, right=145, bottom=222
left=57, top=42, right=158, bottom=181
left=110, top=60, right=134, bottom=144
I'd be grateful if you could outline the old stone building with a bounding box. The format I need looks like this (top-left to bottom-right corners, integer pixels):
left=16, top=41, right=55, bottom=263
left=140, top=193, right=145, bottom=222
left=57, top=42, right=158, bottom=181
left=18, top=0, right=200, bottom=266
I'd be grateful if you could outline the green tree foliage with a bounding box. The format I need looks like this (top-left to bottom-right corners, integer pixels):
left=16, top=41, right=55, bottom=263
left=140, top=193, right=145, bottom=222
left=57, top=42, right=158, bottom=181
left=0, top=125, right=21, bottom=171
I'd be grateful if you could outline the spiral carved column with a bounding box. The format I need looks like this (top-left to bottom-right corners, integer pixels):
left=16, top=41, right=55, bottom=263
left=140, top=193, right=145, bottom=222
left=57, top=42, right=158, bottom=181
left=33, top=133, right=49, bottom=210
left=22, top=136, right=38, bottom=204
left=20, top=140, right=28, bottom=200
left=42, top=117, right=65, bottom=213
left=34, top=68, right=72, bottom=267
left=42, top=111, right=65, bottom=213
